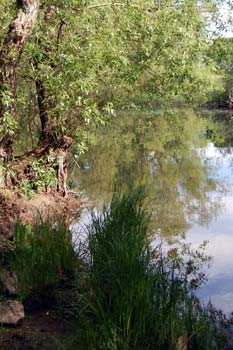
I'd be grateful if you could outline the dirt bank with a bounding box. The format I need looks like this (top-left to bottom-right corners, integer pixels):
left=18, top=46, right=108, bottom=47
left=0, top=188, right=81, bottom=239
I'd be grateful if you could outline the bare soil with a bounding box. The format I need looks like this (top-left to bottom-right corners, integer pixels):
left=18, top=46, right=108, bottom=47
left=0, top=311, right=68, bottom=350
left=0, top=188, right=81, bottom=239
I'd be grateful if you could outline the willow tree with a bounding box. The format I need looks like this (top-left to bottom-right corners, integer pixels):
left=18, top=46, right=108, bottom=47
left=0, top=0, right=211, bottom=195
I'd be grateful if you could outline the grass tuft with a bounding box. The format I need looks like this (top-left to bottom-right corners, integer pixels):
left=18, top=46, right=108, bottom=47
left=77, top=187, right=216, bottom=350
left=9, top=221, right=75, bottom=305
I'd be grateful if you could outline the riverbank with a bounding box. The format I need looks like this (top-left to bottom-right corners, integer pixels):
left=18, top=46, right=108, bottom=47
left=0, top=188, right=81, bottom=349
left=1, top=187, right=232, bottom=349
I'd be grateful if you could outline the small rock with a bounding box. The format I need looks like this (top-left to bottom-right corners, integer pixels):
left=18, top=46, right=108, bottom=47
left=0, top=300, right=24, bottom=325
left=0, top=268, right=18, bottom=295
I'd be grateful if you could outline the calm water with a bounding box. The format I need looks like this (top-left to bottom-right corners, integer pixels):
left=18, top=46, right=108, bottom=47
left=188, top=142, right=233, bottom=313
left=72, top=109, right=233, bottom=314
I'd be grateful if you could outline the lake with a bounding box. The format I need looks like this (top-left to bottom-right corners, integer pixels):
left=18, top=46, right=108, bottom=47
left=71, top=108, right=233, bottom=314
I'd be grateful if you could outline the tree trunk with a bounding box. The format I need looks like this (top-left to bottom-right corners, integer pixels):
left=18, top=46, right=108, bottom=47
left=35, top=79, right=51, bottom=139
left=32, top=4, right=72, bottom=196
left=228, top=87, right=233, bottom=109
left=34, top=75, right=73, bottom=196
left=0, top=0, right=40, bottom=162
left=34, top=4, right=60, bottom=142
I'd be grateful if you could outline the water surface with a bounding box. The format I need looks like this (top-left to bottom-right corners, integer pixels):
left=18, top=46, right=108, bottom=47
left=72, top=109, right=233, bottom=314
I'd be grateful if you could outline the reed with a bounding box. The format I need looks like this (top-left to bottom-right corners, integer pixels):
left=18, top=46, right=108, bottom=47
left=78, top=187, right=216, bottom=350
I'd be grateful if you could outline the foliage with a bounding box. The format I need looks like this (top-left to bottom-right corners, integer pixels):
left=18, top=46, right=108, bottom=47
left=19, top=155, right=58, bottom=198
left=9, top=221, right=75, bottom=302
left=76, top=187, right=216, bottom=350
left=194, top=63, right=226, bottom=107
left=0, top=0, right=215, bottom=157
left=207, top=37, right=233, bottom=106
left=208, top=37, right=233, bottom=74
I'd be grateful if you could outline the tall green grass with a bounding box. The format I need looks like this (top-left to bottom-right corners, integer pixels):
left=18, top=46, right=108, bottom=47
left=77, top=188, right=216, bottom=350
left=3, top=189, right=227, bottom=349
left=9, top=221, right=75, bottom=303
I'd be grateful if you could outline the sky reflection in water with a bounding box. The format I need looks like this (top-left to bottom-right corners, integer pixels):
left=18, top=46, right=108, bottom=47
left=189, top=143, right=233, bottom=313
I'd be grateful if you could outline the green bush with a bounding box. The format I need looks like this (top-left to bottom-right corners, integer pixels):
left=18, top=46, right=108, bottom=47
left=9, top=221, right=75, bottom=303
left=77, top=187, right=216, bottom=350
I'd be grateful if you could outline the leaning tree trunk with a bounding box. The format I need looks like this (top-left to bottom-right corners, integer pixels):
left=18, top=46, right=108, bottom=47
left=31, top=4, right=73, bottom=196
left=0, top=0, right=40, bottom=162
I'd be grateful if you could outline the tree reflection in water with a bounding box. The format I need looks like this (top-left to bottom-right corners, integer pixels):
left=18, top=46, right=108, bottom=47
left=72, top=109, right=224, bottom=239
